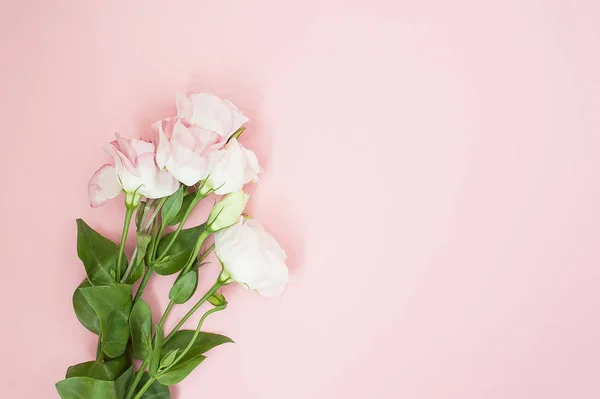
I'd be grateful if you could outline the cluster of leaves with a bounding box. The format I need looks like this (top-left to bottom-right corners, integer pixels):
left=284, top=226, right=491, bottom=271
left=57, top=190, right=232, bottom=399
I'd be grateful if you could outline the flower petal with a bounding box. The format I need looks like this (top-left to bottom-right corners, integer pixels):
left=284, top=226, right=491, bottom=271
left=153, top=120, right=172, bottom=169
left=215, top=217, right=289, bottom=297
left=240, top=143, right=260, bottom=184
left=104, top=139, right=138, bottom=178
left=224, top=99, right=249, bottom=136
left=88, top=164, right=122, bottom=207
left=176, top=92, right=194, bottom=121
left=166, top=141, right=210, bottom=186
left=254, top=256, right=289, bottom=297
left=171, top=119, right=197, bottom=149
left=187, top=93, right=235, bottom=138
left=135, top=153, right=179, bottom=198
left=206, top=139, right=245, bottom=195
left=130, top=138, right=155, bottom=158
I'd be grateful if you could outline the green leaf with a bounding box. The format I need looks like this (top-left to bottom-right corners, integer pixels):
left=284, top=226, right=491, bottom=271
left=104, top=311, right=130, bottom=359
left=159, top=349, right=179, bottom=370
left=56, top=376, right=118, bottom=399
left=168, top=270, right=198, bottom=304
left=105, top=351, right=131, bottom=379
left=153, top=225, right=205, bottom=275
left=80, top=284, right=133, bottom=358
left=149, top=325, right=164, bottom=377
left=126, top=233, right=152, bottom=284
left=129, top=299, right=153, bottom=360
left=115, top=366, right=134, bottom=398
left=155, top=330, right=233, bottom=386
left=160, top=330, right=233, bottom=359
left=65, top=361, right=115, bottom=381
left=161, top=186, right=184, bottom=225
left=155, top=355, right=206, bottom=386
left=65, top=353, right=131, bottom=384
left=72, top=280, right=100, bottom=334
left=76, top=219, right=124, bottom=285
left=167, top=193, right=195, bottom=226
left=136, top=373, right=170, bottom=398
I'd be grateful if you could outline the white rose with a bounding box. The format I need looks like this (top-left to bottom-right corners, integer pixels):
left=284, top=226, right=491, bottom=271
left=215, top=217, right=288, bottom=297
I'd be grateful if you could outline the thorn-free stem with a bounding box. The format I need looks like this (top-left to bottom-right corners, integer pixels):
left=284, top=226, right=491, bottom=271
left=116, top=204, right=134, bottom=281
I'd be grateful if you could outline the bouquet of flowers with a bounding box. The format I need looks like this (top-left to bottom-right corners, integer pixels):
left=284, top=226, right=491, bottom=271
left=56, top=93, right=289, bottom=399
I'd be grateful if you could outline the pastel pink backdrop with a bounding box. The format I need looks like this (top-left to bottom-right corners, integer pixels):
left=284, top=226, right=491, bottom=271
left=1, top=1, right=599, bottom=398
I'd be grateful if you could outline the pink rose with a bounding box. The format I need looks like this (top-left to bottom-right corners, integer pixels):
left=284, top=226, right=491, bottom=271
left=176, top=92, right=248, bottom=140
left=88, top=135, right=179, bottom=207
left=153, top=118, right=223, bottom=186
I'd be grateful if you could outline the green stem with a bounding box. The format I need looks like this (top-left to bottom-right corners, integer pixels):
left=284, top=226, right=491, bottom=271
left=183, top=230, right=210, bottom=274
left=132, top=207, right=163, bottom=302
left=131, top=306, right=226, bottom=399
left=120, top=201, right=151, bottom=283
left=132, top=228, right=159, bottom=304
left=130, top=371, right=153, bottom=399
left=162, top=305, right=226, bottom=374
left=133, top=267, right=152, bottom=304
left=144, top=197, right=167, bottom=231
left=156, top=230, right=210, bottom=327
left=147, top=219, right=160, bottom=263
left=199, top=244, right=214, bottom=262
left=120, top=246, right=138, bottom=283
left=191, top=244, right=215, bottom=270
left=158, top=301, right=174, bottom=328
left=116, top=205, right=135, bottom=281
left=131, top=198, right=167, bottom=303
left=164, top=279, right=225, bottom=343
left=124, top=358, right=149, bottom=399
left=146, top=197, right=167, bottom=264
left=129, top=278, right=224, bottom=398
left=152, top=221, right=166, bottom=261
left=95, top=335, right=103, bottom=361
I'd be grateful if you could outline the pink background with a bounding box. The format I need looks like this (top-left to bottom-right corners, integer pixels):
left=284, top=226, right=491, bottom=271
left=1, top=1, right=600, bottom=398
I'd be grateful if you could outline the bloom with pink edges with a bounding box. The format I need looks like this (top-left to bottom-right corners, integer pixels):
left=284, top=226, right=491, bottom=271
left=88, top=134, right=179, bottom=207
